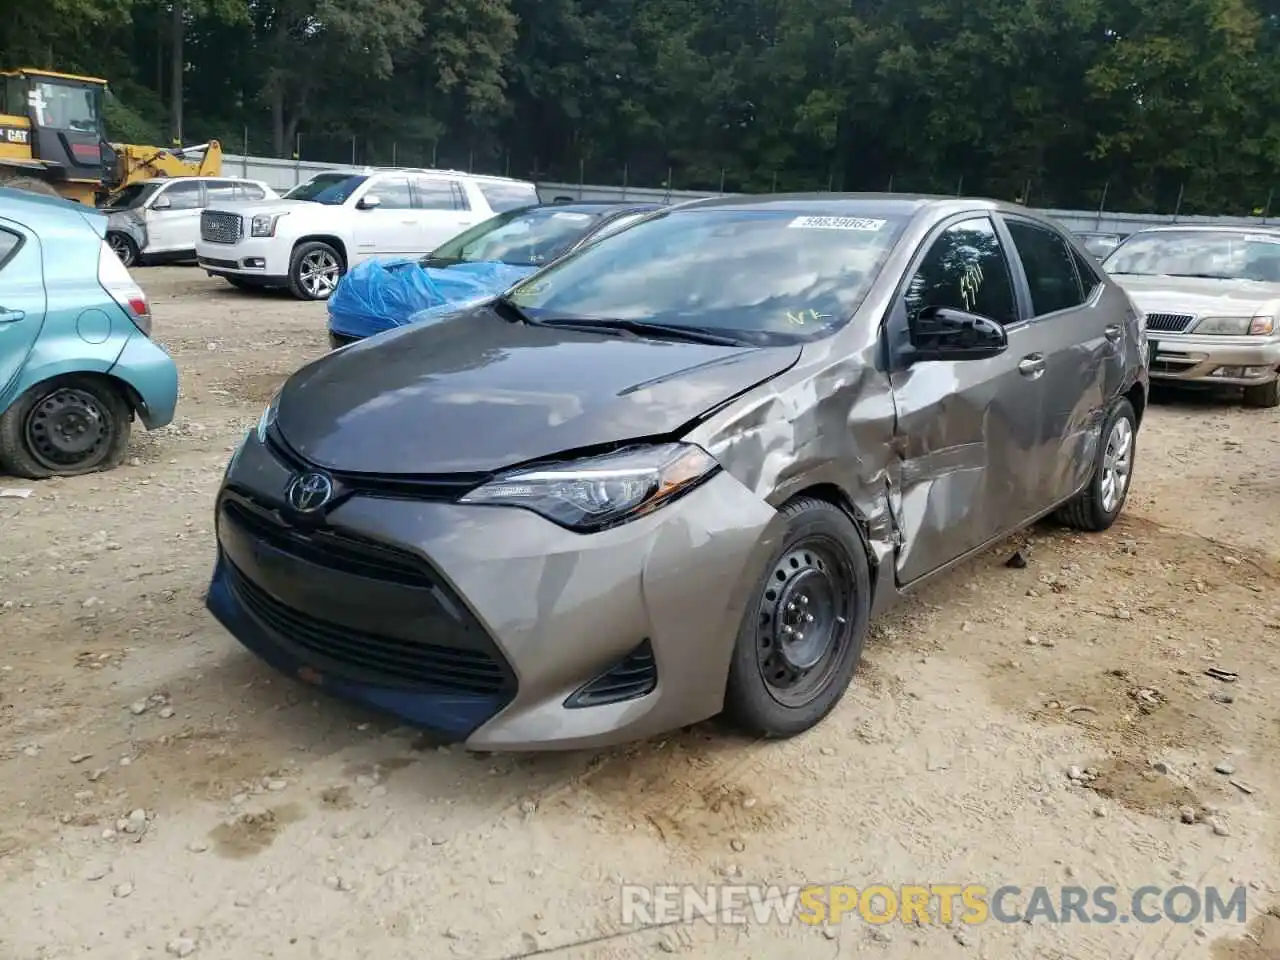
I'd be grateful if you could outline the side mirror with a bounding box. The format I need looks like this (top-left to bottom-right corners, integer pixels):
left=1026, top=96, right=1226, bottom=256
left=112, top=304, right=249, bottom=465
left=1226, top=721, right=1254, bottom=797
left=908, top=306, right=1007, bottom=362
left=357, top=195, right=381, bottom=210
left=150, top=196, right=172, bottom=210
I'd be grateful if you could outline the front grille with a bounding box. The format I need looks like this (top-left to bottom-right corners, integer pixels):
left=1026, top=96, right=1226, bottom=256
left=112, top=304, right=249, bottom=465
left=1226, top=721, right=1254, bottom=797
left=222, top=497, right=427, bottom=587
left=565, top=641, right=658, bottom=708
left=226, top=561, right=510, bottom=695
left=201, top=211, right=243, bottom=244
left=1145, top=312, right=1196, bottom=333
left=264, top=425, right=485, bottom=502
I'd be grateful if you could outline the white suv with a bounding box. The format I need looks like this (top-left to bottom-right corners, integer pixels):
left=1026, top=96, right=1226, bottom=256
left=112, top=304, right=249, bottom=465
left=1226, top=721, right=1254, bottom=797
left=103, top=176, right=277, bottom=267
left=195, top=168, right=539, bottom=300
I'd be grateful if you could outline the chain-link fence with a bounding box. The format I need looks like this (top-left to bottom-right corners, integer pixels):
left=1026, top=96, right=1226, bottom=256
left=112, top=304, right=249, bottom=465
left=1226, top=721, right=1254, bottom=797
left=212, top=127, right=1280, bottom=220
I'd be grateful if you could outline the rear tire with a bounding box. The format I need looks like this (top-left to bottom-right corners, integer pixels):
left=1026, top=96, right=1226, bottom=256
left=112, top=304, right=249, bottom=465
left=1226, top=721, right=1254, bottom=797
left=1056, top=397, right=1137, bottom=532
left=288, top=241, right=343, bottom=301
left=0, top=376, right=132, bottom=479
left=1242, top=377, right=1280, bottom=408
left=0, top=175, right=62, bottom=199
left=723, top=497, right=871, bottom=739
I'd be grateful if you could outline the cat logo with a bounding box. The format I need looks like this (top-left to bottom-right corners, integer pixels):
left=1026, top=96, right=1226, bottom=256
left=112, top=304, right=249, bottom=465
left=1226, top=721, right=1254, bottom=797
left=1, top=127, right=30, bottom=145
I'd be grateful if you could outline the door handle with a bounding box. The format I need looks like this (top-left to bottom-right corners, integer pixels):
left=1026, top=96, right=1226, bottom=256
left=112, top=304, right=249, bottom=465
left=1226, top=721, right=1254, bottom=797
left=1104, top=324, right=1122, bottom=343
left=1018, top=354, right=1046, bottom=377
left=0, top=307, right=24, bottom=324
left=400, top=219, right=417, bottom=225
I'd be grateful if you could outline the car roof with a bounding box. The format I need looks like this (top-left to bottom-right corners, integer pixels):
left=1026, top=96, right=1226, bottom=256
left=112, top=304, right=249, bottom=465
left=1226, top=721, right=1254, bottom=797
left=672, top=192, right=1032, bottom=218
left=0, top=187, right=100, bottom=226
left=544, top=201, right=662, bottom=214
left=1129, top=223, right=1280, bottom=235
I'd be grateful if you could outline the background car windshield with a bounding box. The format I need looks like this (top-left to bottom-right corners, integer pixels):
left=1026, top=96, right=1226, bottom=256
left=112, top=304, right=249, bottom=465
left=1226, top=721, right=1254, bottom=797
left=284, top=174, right=368, bottom=205
left=432, top=207, right=606, bottom=265
left=102, top=182, right=160, bottom=210
left=506, top=208, right=908, bottom=343
left=1104, top=231, right=1280, bottom=282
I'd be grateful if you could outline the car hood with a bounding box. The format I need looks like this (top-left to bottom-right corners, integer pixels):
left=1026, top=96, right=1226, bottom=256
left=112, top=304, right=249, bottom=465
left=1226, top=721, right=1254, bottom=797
left=204, top=198, right=316, bottom=218
left=276, top=307, right=800, bottom=474
left=1111, top=274, right=1280, bottom=318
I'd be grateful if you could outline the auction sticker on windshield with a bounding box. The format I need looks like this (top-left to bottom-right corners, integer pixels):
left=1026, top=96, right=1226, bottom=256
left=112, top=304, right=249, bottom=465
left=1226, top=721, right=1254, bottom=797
left=788, top=216, right=887, bottom=231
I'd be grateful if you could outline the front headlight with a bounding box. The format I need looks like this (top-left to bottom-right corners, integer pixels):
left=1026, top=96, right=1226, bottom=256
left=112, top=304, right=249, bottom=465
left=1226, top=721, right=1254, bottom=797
left=460, top=443, right=720, bottom=532
left=256, top=391, right=280, bottom=443
left=251, top=213, right=285, bottom=238
left=1193, top=316, right=1253, bottom=335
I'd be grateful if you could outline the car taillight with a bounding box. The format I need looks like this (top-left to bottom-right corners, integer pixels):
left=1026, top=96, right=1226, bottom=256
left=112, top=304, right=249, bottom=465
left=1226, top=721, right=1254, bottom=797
left=98, top=240, right=152, bottom=337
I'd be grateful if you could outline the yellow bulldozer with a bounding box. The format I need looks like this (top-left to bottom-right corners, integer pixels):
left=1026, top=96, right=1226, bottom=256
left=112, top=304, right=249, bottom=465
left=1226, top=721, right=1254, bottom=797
left=0, top=66, right=222, bottom=206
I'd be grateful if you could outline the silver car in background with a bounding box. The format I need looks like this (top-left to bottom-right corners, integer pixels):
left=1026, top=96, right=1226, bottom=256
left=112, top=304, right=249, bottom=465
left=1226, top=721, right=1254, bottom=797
left=1103, top=225, right=1280, bottom=407
left=206, top=195, right=1148, bottom=751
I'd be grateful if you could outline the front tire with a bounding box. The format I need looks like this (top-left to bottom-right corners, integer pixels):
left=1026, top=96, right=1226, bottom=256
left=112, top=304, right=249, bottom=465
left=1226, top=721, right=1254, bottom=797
left=107, top=231, right=139, bottom=267
left=1057, top=397, right=1137, bottom=532
left=288, top=241, right=343, bottom=301
left=0, top=376, right=132, bottom=479
left=724, top=497, right=871, bottom=738
left=1242, top=377, right=1280, bottom=409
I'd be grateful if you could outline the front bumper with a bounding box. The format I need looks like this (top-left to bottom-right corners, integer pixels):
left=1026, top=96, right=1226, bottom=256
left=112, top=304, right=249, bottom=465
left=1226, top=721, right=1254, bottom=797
left=204, top=432, right=782, bottom=751
left=1147, top=333, right=1280, bottom=385
left=196, top=236, right=292, bottom=281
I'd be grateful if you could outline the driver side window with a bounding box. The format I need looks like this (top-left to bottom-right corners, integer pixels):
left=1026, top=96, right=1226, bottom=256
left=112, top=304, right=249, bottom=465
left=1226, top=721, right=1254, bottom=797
left=905, top=217, right=1018, bottom=326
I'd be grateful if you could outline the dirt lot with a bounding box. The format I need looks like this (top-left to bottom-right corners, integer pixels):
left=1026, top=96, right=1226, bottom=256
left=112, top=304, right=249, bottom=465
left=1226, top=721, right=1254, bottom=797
left=1, top=267, right=1278, bottom=960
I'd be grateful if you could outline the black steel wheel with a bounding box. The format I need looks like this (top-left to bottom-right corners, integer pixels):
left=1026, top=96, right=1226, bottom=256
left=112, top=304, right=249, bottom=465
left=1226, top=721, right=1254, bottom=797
left=0, top=377, right=132, bottom=479
left=725, top=497, right=871, bottom=738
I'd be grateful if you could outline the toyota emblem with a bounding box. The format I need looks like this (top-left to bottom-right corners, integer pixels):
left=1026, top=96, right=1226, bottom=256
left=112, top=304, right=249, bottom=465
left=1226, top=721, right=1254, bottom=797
left=286, top=471, right=334, bottom=513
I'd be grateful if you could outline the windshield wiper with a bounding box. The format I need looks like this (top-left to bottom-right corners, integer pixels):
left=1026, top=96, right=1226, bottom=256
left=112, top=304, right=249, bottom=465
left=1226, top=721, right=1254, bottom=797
left=535, top=316, right=746, bottom=346
left=492, top=295, right=536, bottom=325
left=1165, top=272, right=1234, bottom=280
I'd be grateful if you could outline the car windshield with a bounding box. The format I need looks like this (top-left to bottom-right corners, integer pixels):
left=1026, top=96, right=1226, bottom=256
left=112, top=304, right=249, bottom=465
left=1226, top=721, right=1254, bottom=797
left=505, top=207, right=909, bottom=345
left=431, top=207, right=615, bottom=266
left=284, top=174, right=368, bottom=205
left=1104, top=230, right=1280, bottom=283
left=31, top=80, right=99, bottom=134
left=102, top=182, right=161, bottom=210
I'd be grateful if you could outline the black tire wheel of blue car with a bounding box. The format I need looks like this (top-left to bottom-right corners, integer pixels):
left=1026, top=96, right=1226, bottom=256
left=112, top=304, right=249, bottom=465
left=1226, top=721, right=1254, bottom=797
left=0, top=376, right=132, bottom=479
left=289, top=241, right=344, bottom=301
left=724, top=497, right=871, bottom=738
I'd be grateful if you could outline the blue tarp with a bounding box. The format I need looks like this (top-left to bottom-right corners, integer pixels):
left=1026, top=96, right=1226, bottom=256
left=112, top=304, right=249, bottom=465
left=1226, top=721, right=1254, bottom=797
left=327, top=258, right=537, bottom=341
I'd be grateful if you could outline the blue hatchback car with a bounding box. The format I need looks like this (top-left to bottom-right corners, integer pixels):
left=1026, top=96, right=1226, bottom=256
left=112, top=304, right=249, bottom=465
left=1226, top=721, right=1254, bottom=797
left=0, top=188, right=179, bottom=478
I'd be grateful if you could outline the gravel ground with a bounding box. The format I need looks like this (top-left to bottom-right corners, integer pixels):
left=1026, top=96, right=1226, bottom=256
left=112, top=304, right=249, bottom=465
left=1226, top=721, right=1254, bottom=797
left=0, top=267, right=1277, bottom=960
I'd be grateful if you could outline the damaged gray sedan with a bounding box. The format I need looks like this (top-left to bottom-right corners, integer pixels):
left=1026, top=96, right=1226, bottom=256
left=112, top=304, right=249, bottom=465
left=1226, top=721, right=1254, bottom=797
left=206, top=195, right=1149, bottom=751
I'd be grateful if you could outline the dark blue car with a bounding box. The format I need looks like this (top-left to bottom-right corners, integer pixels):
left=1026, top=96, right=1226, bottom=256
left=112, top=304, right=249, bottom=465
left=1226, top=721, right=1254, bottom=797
left=326, top=201, right=661, bottom=348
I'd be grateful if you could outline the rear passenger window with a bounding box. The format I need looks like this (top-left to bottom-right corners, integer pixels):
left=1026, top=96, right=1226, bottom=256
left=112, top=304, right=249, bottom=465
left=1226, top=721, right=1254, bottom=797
left=412, top=178, right=460, bottom=211
left=906, top=216, right=1018, bottom=327
left=477, top=181, right=539, bottom=213
left=1006, top=220, right=1086, bottom=316
left=205, top=182, right=237, bottom=203
left=0, top=229, right=20, bottom=270
left=1072, top=248, right=1101, bottom=295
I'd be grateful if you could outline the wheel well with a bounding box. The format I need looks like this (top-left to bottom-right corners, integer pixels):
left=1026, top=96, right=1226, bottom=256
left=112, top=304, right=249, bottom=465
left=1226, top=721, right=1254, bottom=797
left=16, top=372, right=141, bottom=421
left=784, top=482, right=880, bottom=578
left=1125, top=382, right=1146, bottom=425
left=294, top=235, right=348, bottom=269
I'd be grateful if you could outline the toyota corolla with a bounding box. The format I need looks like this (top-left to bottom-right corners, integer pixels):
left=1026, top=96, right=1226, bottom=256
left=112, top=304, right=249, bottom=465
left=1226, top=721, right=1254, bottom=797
left=205, top=194, right=1148, bottom=751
